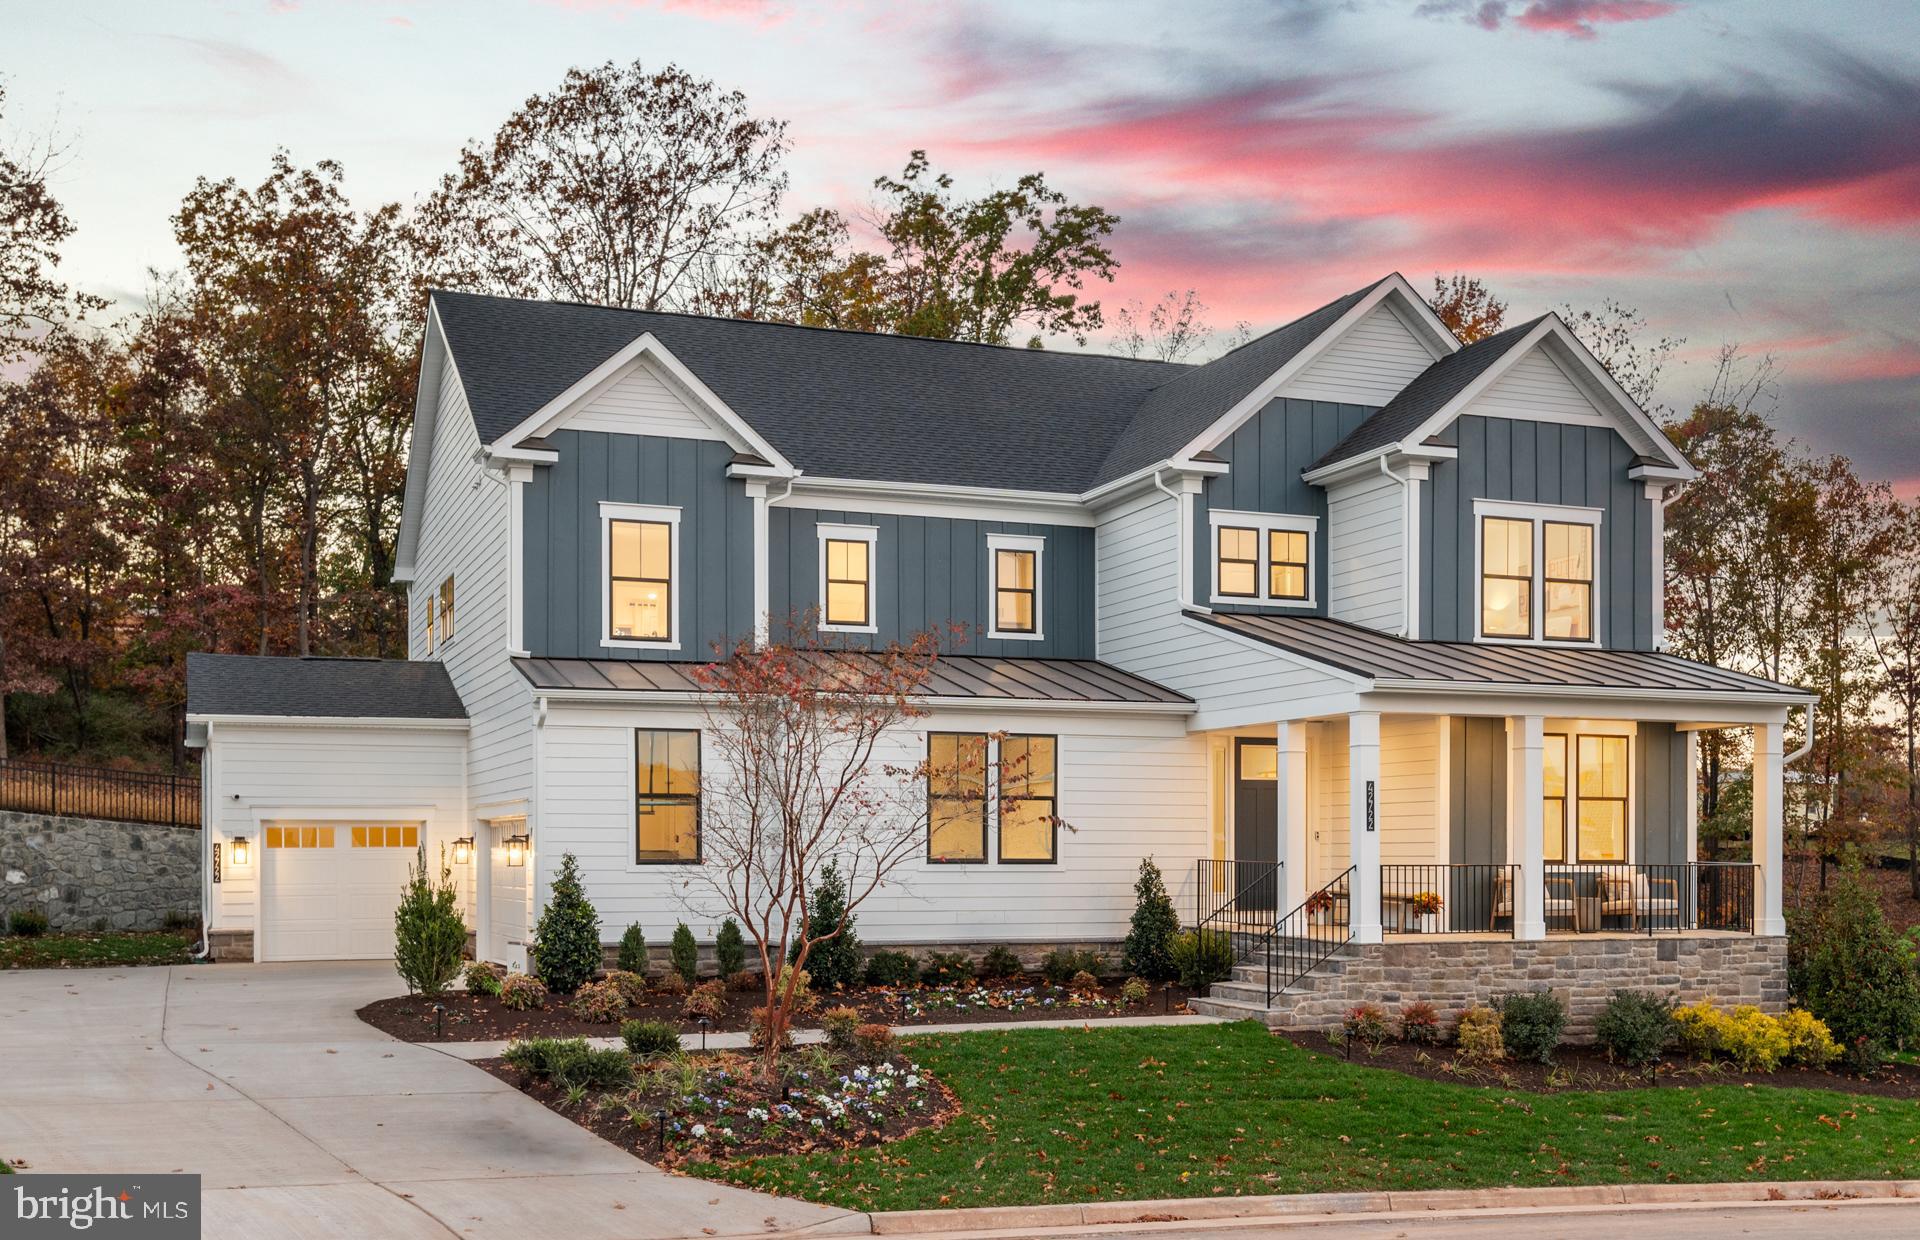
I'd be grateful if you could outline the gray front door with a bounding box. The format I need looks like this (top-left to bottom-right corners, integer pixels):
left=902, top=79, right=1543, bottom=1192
left=1233, top=739, right=1279, bottom=909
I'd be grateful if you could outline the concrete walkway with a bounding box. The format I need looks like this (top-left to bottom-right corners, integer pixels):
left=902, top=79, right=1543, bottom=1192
left=0, top=961, right=863, bottom=1240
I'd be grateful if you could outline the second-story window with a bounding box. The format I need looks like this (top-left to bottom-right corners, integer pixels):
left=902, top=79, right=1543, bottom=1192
left=817, top=523, right=878, bottom=632
left=987, top=533, right=1045, bottom=640
left=602, top=502, right=680, bottom=647
left=1216, top=526, right=1259, bottom=598
left=438, top=576, right=456, bottom=644
left=1210, top=510, right=1318, bottom=607
left=1476, top=501, right=1601, bottom=644
left=1268, top=530, right=1309, bottom=601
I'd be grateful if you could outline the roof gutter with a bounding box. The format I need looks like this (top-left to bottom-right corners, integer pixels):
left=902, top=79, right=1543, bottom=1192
left=1369, top=678, right=1819, bottom=707
left=526, top=686, right=1193, bottom=715
left=183, top=713, right=471, bottom=730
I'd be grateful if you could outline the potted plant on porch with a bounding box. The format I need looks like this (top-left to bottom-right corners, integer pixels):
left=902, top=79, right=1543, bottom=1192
left=1410, top=890, right=1443, bottom=934
left=1305, top=889, right=1336, bottom=927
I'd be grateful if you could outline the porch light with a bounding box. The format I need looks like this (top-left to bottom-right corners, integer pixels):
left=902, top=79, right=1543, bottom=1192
left=506, top=834, right=529, bottom=867
left=452, top=836, right=474, bottom=866
left=231, top=836, right=251, bottom=867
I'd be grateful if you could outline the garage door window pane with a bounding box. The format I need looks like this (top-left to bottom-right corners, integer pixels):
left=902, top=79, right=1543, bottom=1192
left=636, top=729, right=701, bottom=863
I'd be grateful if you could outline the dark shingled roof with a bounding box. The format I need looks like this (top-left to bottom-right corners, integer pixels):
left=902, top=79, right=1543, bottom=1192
left=1310, top=317, right=1543, bottom=470
left=430, top=281, right=1405, bottom=494
left=513, top=654, right=1191, bottom=706
left=1192, top=612, right=1810, bottom=697
left=186, top=653, right=469, bottom=720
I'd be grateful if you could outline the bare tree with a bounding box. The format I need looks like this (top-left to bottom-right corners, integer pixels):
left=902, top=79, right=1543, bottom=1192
left=415, top=61, right=790, bottom=312
left=0, top=85, right=104, bottom=361
left=1557, top=297, right=1682, bottom=412
left=1111, top=289, right=1215, bottom=362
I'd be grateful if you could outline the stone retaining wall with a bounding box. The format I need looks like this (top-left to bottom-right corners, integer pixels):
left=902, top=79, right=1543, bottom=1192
left=601, top=938, right=1124, bottom=977
left=0, top=810, right=200, bottom=932
left=1276, top=935, right=1788, bottom=1040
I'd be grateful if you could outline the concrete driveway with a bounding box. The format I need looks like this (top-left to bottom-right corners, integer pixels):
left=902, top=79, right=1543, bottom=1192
left=0, top=961, right=864, bottom=1240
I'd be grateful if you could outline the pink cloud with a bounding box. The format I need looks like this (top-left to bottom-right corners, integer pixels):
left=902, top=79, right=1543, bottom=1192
left=1420, top=0, right=1681, bottom=39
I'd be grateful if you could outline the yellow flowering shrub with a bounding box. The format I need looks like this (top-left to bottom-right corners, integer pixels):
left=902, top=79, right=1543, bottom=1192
left=1777, top=1008, right=1841, bottom=1068
left=1672, top=1003, right=1838, bottom=1072
left=1454, top=1004, right=1504, bottom=1063
left=1673, top=1001, right=1723, bottom=1058
left=1720, top=1005, right=1791, bottom=1072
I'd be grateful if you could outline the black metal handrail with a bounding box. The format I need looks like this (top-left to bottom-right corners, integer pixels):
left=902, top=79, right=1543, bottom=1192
left=1193, top=859, right=1282, bottom=975
left=1380, top=864, right=1520, bottom=935
left=0, top=759, right=200, bottom=827
left=1264, top=866, right=1353, bottom=1003
left=1543, top=862, right=1756, bottom=935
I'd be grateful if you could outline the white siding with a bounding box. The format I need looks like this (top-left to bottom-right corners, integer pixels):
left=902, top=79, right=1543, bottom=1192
left=1308, top=714, right=1439, bottom=887
left=555, top=358, right=724, bottom=440
left=1324, top=469, right=1406, bottom=633
left=1462, top=348, right=1606, bottom=425
left=205, top=723, right=469, bottom=937
left=412, top=360, right=535, bottom=816
left=1281, top=303, right=1438, bottom=406
left=1094, top=488, right=1356, bottom=732
left=533, top=700, right=1208, bottom=945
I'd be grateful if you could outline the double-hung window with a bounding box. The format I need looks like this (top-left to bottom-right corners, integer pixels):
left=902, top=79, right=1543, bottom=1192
left=926, top=732, right=1059, bottom=864
left=437, top=576, right=456, bottom=644
left=1475, top=501, right=1600, bottom=644
left=1540, top=731, right=1629, bottom=863
left=634, top=729, right=700, bottom=863
left=998, top=735, right=1057, bottom=862
left=1210, top=510, right=1317, bottom=606
left=603, top=502, right=680, bottom=647
left=987, top=533, right=1044, bottom=640
left=927, top=732, right=989, bottom=862
left=818, top=523, right=878, bottom=632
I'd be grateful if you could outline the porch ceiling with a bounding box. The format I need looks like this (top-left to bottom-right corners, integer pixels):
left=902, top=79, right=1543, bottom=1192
left=1189, top=612, right=1812, bottom=701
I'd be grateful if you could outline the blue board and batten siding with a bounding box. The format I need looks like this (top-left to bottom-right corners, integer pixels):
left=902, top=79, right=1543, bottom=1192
left=523, top=430, right=755, bottom=659
left=1421, top=416, right=1658, bottom=650
left=1190, top=397, right=1378, bottom=613
left=769, top=508, right=1096, bottom=658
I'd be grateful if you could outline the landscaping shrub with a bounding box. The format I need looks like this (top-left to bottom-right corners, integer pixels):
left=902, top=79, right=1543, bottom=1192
left=621, top=1019, right=681, bottom=1059
left=1041, top=947, right=1107, bottom=986
left=1120, top=977, right=1150, bottom=1006
left=1122, top=856, right=1181, bottom=982
left=821, top=1005, right=861, bottom=1055
left=162, top=909, right=196, bottom=931
left=393, top=845, right=467, bottom=996
left=654, top=971, right=689, bottom=997
left=1068, top=969, right=1101, bottom=994
left=502, top=1035, right=578, bottom=1078
left=1497, top=991, right=1566, bottom=1065
left=919, top=950, right=973, bottom=986
left=531, top=853, right=601, bottom=994
left=1778, top=1008, right=1841, bottom=1069
left=7, top=908, right=49, bottom=937
left=792, top=865, right=863, bottom=990
left=1593, top=991, right=1675, bottom=1068
left=772, top=963, right=817, bottom=1015
left=682, top=979, right=726, bottom=1022
left=669, top=921, right=699, bottom=985
left=500, top=972, right=548, bottom=1011
left=1168, top=932, right=1233, bottom=989
left=616, top=923, right=648, bottom=975
left=605, top=969, right=648, bottom=1005
left=502, top=1035, right=628, bottom=1088
left=1720, top=1005, right=1792, bottom=1072
left=1454, top=1005, right=1504, bottom=1063
left=748, top=1005, right=794, bottom=1052
left=1789, top=868, right=1920, bottom=1071
left=1670, top=1003, right=1836, bottom=1073
left=853, top=1022, right=895, bottom=1060
left=980, top=945, right=1023, bottom=979
left=1674, top=1002, right=1723, bottom=1058
left=1399, top=1000, right=1442, bottom=1046
left=726, top=969, right=761, bottom=992
left=715, top=917, right=746, bottom=978
left=1340, top=1003, right=1390, bottom=1052
left=464, top=960, right=506, bottom=997
left=569, top=978, right=627, bottom=1024
left=864, top=949, right=918, bottom=987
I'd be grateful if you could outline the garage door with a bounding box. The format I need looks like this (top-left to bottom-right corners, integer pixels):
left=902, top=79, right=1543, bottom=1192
left=261, top=822, right=421, bottom=961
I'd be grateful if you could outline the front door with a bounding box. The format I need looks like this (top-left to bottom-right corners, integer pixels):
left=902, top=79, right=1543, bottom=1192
left=1233, top=739, right=1279, bottom=910
left=487, top=818, right=529, bottom=972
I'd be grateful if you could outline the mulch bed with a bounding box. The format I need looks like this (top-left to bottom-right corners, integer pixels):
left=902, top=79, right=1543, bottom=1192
left=360, top=978, right=1195, bottom=1043
left=1277, top=1029, right=1920, bottom=1100
left=476, top=1048, right=958, bottom=1169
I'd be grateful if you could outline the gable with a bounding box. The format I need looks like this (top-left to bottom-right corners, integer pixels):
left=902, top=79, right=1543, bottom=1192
left=1457, top=346, right=1607, bottom=428
left=550, top=355, right=733, bottom=443
left=1279, top=301, right=1444, bottom=406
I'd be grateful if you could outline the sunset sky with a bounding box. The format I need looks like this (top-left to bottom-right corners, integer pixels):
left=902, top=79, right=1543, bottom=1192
left=9, top=1, right=1918, bottom=485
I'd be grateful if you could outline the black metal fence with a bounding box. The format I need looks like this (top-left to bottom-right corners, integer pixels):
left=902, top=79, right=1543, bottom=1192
left=1380, top=864, right=1519, bottom=935
left=0, top=759, right=200, bottom=827
left=1542, top=862, right=1755, bottom=934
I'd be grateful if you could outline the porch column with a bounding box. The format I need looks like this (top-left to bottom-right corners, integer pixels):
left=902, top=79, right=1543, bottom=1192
left=1277, top=720, right=1309, bottom=912
left=1507, top=714, right=1547, bottom=940
left=1349, top=711, right=1382, bottom=944
left=1753, top=721, right=1787, bottom=936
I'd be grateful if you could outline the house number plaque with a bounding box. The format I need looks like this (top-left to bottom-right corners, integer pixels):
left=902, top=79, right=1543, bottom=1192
left=212, top=842, right=222, bottom=884
left=1365, top=781, right=1376, bottom=832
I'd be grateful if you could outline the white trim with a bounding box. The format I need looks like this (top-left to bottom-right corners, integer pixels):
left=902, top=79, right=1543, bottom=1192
left=986, top=533, right=1046, bottom=641
left=506, top=464, right=531, bottom=657
left=746, top=480, right=771, bottom=646
left=186, top=714, right=470, bottom=731
left=393, top=302, right=454, bottom=584
left=1206, top=509, right=1320, bottom=608
left=790, top=475, right=1093, bottom=527
left=530, top=685, right=1195, bottom=716
left=1471, top=498, right=1604, bottom=648
left=600, top=500, right=682, bottom=651
left=816, top=522, right=879, bottom=634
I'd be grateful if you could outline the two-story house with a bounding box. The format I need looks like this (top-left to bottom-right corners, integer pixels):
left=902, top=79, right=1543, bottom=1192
left=184, top=273, right=1808, bottom=1025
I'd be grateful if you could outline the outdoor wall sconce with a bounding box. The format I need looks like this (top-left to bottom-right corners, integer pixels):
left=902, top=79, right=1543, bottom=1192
left=230, top=836, right=251, bottom=867
left=452, top=836, right=474, bottom=866
left=505, top=834, right=529, bottom=867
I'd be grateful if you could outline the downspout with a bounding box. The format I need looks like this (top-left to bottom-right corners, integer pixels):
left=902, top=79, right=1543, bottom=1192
left=1654, top=482, right=1685, bottom=651
left=190, top=722, right=213, bottom=960
left=1378, top=456, right=1414, bottom=638
left=1153, top=468, right=1206, bottom=613
left=1785, top=706, right=1815, bottom=766
left=756, top=474, right=800, bottom=645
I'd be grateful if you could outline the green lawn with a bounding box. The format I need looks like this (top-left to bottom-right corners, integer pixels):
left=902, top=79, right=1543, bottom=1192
left=0, top=929, right=195, bottom=970
left=698, top=1023, right=1920, bottom=1211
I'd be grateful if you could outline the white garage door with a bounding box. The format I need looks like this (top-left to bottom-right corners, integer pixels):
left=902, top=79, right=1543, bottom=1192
left=261, top=822, right=421, bottom=961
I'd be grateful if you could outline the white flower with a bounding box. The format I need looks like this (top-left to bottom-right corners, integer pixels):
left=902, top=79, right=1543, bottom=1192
left=810, top=1117, right=825, bottom=1129
left=905, top=1075, right=920, bottom=1088
left=690, top=1123, right=707, bottom=1138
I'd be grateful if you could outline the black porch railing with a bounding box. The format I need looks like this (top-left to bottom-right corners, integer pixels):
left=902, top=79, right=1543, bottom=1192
left=1193, top=859, right=1282, bottom=964
left=1380, top=864, right=1519, bottom=935
left=1543, top=863, right=1756, bottom=934
left=1264, top=867, right=1352, bottom=1003
left=0, top=759, right=200, bottom=828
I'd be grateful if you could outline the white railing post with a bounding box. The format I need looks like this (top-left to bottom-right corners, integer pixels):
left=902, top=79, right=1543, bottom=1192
left=1508, top=715, right=1547, bottom=940
left=1753, top=721, right=1787, bottom=936
left=1277, top=720, right=1309, bottom=914
left=1349, top=712, right=1382, bottom=944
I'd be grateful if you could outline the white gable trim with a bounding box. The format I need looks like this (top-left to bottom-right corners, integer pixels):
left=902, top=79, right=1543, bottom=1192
left=393, top=302, right=456, bottom=584
left=1171, top=273, right=1459, bottom=466
left=490, top=332, right=795, bottom=473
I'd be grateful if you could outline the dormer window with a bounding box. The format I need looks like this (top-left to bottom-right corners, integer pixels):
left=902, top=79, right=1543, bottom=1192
left=1209, top=510, right=1318, bottom=607
left=817, top=523, right=878, bottom=633
left=987, top=533, right=1045, bottom=640
left=1475, top=500, right=1599, bottom=644
left=602, top=501, right=680, bottom=648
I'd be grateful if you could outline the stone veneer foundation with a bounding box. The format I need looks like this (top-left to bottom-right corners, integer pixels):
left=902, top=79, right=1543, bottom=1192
left=1197, top=934, right=1788, bottom=1041
left=1, top=810, right=200, bottom=932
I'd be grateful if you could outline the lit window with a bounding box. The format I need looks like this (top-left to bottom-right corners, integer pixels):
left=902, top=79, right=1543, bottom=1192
left=1543, top=733, right=1567, bottom=863
left=424, top=591, right=436, bottom=654
left=1480, top=517, right=1533, bottom=638
left=1269, top=530, right=1309, bottom=601
left=635, top=729, right=700, bottom=863
left=610, top=518, right=673, bottom=641
left=999, top=736, right=1057, bottom=863
left=1543, top=522, right=1594, bottom=642
left=824, top=538, right=870, bottom=627
left=1576, top=734, right=1628, bottom=861
left=928, top=733, right=988, bottom=862
left=438, top=576, right=455, bottom=643
left=1217, top=527, right=1259, bottom=598
left=1477, top=506, right=1600, bottom=643
left=988, top=534, right=1044, bottom=639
